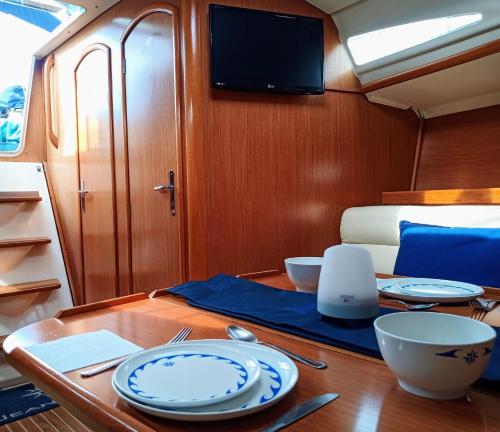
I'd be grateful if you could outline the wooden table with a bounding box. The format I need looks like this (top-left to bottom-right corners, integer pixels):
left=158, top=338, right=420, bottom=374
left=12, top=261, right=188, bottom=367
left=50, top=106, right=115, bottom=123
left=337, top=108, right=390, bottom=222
left=4, top=273, right=500, bottom=432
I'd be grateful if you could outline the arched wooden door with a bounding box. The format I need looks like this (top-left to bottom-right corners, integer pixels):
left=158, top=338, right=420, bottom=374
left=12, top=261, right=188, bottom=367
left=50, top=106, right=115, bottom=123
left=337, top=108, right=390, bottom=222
left=75, top=44, right=118, bottom=303
left=121, top=5, right=184, bottom=293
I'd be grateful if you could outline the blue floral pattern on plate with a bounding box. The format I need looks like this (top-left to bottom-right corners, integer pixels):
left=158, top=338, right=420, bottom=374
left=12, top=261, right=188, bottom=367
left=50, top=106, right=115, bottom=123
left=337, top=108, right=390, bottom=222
left=128, top=353, right=248, bottom=400
left=376, top=278, right=483, bottom=303
left=236, top=360, right=282, bottom=410
left=112, top=339, right=298, bottom=421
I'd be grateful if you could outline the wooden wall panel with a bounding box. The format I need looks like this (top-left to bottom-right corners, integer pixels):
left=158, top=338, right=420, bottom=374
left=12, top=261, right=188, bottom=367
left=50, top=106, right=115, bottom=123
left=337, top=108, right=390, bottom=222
left=202, top=91, right=418, bottom=275
left=122, top=8, right=185, bottom=294
left=182, top=0, right=364, bottom=279
left=46, top=0, right=418, bottom=296
left=46, top=0, right=182, bottom=303
left=75, top=45, right=118, bottom=303
left=362, top=39, right=500, bottom=94
left=191, top=0, right=419, bottom=276
left=383, top=188, right=500, bottom=205
left=416, top=105, right=500, bottom=190
left=44, top=54, right=59, bottom=149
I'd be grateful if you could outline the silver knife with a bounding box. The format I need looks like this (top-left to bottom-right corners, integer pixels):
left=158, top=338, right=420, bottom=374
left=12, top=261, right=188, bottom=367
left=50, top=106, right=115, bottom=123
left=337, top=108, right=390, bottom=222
left=261, top=393, right=340, bottom=432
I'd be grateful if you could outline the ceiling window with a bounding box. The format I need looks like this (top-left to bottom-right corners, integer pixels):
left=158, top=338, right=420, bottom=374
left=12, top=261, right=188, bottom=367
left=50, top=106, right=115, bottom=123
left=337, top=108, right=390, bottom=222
left=347, top=13, right=483, bottom=66
left=0, top=0, right=85, bottom=154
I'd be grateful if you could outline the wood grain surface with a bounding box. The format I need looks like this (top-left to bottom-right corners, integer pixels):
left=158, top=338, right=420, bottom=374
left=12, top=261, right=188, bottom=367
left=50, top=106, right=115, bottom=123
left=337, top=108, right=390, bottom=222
left=3, top=273, right=500, bottom=432
left=45, top=0, right=419, bottom=297
left=0, top=237, right=51, bottom=248
left=185, top=0, right=419, bottom=278
left=382, top=188, right=500, bottom=205
left=0, top=192, right=41, bottom=203
left=121, top=6, right=185, bottom=294
left=362, top=40, right=500, bottom=93
left=44, top=53, right=59, bottom=149
left=0, top=279, right=60, bottom=299
left=200, top=90, right=418, bottom=276
left=75, top=44, right=118, bottom=303
left=416, top=105, right=500, bottom=190
left=46, top=0, right=185, bottom=300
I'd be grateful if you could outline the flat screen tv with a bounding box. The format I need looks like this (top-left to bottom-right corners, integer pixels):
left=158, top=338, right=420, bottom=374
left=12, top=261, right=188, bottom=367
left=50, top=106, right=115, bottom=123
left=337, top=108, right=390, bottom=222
left=209, top=4, right=325, bottom=95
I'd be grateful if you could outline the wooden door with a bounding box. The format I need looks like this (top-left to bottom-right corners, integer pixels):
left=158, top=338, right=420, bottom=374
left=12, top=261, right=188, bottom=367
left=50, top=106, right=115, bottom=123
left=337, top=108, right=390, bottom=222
left=122, top=7, right=184, bottom=293
left=75, top=45, right=118, bottom=303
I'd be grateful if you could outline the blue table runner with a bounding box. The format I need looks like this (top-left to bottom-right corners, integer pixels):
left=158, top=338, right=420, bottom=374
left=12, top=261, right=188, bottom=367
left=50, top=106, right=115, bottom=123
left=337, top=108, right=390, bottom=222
left=168, top=274, right=500, bottom=383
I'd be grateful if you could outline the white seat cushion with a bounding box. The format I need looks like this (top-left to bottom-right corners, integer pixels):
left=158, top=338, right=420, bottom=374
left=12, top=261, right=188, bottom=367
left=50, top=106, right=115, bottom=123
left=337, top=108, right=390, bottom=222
left=340, top=205, right=500, bottom=274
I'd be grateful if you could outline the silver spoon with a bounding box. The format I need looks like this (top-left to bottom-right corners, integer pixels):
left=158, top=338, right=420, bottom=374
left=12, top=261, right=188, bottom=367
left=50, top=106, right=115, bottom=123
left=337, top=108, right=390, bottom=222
left=386, top=299, right=439, bottom=311
left=227, top=325, right=327, bottom=369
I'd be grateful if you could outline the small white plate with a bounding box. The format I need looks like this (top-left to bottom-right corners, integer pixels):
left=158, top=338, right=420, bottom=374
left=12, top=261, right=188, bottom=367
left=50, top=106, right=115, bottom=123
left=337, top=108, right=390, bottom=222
left=377, top=278, right=484, bottom=303
left=112, top=340, right=298, bottom=421
left=113, top=341, right=261, bottom=408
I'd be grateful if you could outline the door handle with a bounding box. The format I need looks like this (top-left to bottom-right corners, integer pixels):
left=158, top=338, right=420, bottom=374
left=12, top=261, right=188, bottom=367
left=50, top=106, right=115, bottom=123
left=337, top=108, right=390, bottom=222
left=78, top=180, right=89, bottom=213
left=153, top=185, right=171, bottom=192
left=153, top=171, right=176, bottom=215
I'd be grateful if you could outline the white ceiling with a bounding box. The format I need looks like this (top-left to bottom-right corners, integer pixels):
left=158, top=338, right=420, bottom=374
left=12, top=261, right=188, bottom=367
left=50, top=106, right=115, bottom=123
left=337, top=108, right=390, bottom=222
left=309, top=0, right=500, bottom=82
left=35, top=0, right=120, bottom=58
left=306, top=0, right=361, bottom=14
left=307, top=0, right=500, bottom=118
left=366, top=52, right=500, bottom=118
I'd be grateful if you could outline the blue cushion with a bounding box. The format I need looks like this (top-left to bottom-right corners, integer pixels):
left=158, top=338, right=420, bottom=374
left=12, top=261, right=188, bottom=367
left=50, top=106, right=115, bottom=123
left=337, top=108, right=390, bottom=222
left=394, top=221, right=500, bottom=288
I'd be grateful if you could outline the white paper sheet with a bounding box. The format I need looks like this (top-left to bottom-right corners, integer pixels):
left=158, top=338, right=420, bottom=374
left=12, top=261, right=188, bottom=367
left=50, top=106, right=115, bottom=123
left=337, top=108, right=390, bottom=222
left=26, top=330, right=142, bottom=373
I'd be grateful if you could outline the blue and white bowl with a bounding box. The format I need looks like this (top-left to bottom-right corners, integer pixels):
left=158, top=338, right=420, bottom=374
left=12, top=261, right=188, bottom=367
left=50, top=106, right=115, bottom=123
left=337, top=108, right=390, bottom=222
left=374, top=312, right=496, bottom=399
left=285, top=257, right=323, bottom=293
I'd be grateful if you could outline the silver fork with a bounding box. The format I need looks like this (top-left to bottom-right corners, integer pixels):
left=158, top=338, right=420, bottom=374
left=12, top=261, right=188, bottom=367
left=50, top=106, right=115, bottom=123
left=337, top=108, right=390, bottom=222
left=80, top=326, right=192, bottom=378
left=469, top=298, right=499, bottom=322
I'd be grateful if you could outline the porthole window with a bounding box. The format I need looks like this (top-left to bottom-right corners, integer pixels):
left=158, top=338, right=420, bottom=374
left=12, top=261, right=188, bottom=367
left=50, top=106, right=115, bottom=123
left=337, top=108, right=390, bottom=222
left=0, top=0, right=85, bottom=155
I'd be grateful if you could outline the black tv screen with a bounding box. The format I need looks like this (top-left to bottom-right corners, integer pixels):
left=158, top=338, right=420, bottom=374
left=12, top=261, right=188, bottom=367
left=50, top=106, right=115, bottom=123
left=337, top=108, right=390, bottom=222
left=209, top=4, right=324, bottom=95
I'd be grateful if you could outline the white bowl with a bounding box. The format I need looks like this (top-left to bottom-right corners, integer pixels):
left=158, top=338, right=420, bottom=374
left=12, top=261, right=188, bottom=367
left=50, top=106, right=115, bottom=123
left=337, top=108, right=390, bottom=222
left=284, top=257, right=322, bottom=293
left=374, top=312, right=496, bottom=400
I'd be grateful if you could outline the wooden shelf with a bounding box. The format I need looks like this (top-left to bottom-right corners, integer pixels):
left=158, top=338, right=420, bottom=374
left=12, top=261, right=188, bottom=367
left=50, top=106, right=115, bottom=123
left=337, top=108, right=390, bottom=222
left=0, top=279, right=61, bottom=299
left=0, top=237, right=51, bottom=249
left=382, top=188, right=500, bottom=205
left=0, top=191, right=42, bottom=203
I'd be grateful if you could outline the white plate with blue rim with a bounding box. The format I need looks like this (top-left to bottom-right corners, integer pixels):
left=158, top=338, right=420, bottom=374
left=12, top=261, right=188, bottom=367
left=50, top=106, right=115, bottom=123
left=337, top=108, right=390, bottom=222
left=112, top=339, right=299, bottom=421
left=377, top=278, right=484, bottom=303
left=113, top=341, right=261, bottom=409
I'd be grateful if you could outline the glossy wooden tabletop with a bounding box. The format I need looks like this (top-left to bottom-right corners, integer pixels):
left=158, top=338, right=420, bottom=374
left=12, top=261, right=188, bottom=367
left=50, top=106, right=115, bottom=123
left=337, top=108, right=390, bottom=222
left=4, top=274, right=500, bottom=432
